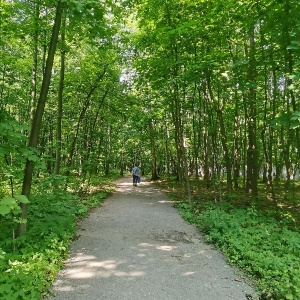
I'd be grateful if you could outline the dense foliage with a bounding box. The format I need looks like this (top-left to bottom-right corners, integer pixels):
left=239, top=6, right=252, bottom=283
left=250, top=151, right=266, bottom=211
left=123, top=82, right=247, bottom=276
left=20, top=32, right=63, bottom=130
left=129, top=0, right=300, bottom=201
left=0, top=173, right=117, bottom=299
left=177, top=201, right=300, bottom=300
left=1, top=0, right=300, bottom=299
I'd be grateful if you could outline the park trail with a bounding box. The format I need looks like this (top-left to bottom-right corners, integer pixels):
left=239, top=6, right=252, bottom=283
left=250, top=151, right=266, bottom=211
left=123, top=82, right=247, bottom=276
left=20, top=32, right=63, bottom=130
left=46, top=175, right=257, bottom=300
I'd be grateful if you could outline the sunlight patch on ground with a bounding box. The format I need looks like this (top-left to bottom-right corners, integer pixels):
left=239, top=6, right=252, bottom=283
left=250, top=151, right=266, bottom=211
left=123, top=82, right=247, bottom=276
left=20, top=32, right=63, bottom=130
left=138, top=242, right=154, bottom=247
left=128, top=271, right=145, bottom=277
left=88, top=260, right=117, bottom=270
left=70, top=254, right=96, bottom=261
left=63, top=254, right=145, bottom=282
left=158, top=200, right=180, bottom=203
left=53, top=283, right=73, bottom=292
left=182, top=271, right=196, bottom=276
left=69, top=271, right=95, bottom=279
left=139, top=181, right=152, bottom=186
left=115, top=180, right=146, bottom=192
left=138, top=242, right=178, bottom=252
left=156, top=245, right=178, bottom=251
left=118, top=182, right=135, bottom=186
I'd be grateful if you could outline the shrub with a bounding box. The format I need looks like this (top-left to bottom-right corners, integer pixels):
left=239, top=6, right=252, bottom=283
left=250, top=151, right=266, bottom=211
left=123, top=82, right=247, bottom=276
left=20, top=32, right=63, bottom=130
left=177, top=203, right=300, bottom=300
left=0, top=173, right=115, bottom=299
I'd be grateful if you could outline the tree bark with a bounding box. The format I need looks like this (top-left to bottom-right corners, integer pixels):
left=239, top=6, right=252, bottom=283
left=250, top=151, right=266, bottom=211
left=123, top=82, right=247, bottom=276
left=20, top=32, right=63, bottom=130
left=18, top=0, right=64, bottom=236
left=29, top=0, right=40, bottom=122
left=282, top=0, right=297, bottom=188
left=206, top=74, right=232, bottom=194
left=84, top=88, right=109, bottom=166
left=245, top=25, right=258, bottom=198
left=150, top=119, right=159, bottom=181
left=54, top=14, right=66, bottom=175
left=66, top=68, right=107, bottom=171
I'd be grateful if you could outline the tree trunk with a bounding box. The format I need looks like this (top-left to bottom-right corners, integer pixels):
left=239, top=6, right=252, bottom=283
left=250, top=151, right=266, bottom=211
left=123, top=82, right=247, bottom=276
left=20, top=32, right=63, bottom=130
left=206, top=74, right=232, bottom=194
left=150, top=119, right=159, bottom=181
left=245, top=25, right=258, bottom=198
left=282, top=0, right=297, bottom=188
left=104, top=125, right=111, bottom=175
left=233, top=91, right=240, bottom=188
left=84, top=88, right=109, bottom=168
left=54, top=15, right=66, bottom=175
left=66, top=68, right=107, bottom=171
left=164, top=2, right=191, bottom=202
left=164, top=118, right=171, bottom=179
left=29, top=0, right=40, bottom=122
left=203, top=129, right=210, bottom=189
left=267, top=53, right=277, bottom=200
left=18, top=0, right=64, bottom=236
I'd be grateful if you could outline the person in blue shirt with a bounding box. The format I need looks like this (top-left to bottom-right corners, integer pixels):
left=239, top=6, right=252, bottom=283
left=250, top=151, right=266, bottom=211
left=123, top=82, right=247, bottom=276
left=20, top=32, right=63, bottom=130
left=132, top=164, right=139, bottom=187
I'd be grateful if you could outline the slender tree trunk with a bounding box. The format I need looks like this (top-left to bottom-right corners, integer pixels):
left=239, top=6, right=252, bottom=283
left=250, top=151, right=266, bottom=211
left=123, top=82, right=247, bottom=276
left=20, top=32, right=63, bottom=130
left=84, top=88, right=109, bottom=165
left=217, top=108, right=233, bottom=194
left=203, top=130, right=210, bottom=188
left=66, top=68, right=107, bottom=171
left=29, top=1, right=39, bottom=122
left=54, top=15, right=66, bottom=175
left=150, top=119, right=159, bottom=181
left=261, top=59, right=269, bottom=185
left=282, top=0, right=297, bottom=188
left=164, top=2, right=191, bottom=202
left=233, top=91, right=240, bottom=188
left=245, top=25, right=258, bottom=198
left=191, top=83, right=200, bottom=179
left=206, top=74, right=232, bottom=194
left=267, top=53, right=277, bottom=198
left=283, top=0, right=300, bottom=156
left=192, top=111, right=199, bottom=179
left=104, top=125, right=111, bottom=175
left=18, top=0, right=64, bottom=236
left=164, top=117, right=171, bottom=179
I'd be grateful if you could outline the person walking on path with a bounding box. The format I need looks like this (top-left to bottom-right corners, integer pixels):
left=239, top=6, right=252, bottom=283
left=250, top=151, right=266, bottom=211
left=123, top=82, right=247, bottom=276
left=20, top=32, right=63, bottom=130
left=132, top=164, right=139, bottom=187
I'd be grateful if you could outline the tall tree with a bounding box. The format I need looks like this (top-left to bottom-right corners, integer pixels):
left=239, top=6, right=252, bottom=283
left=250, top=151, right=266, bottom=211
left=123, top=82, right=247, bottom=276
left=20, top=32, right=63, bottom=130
left=54, top=15, right=66, bottom=175
left=18, top=0, right=64, bottom=235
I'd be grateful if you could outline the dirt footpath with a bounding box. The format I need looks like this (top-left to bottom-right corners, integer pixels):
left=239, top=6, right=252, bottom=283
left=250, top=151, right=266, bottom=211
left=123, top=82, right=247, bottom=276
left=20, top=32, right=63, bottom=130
left=46, top=176, right=257, bottom=300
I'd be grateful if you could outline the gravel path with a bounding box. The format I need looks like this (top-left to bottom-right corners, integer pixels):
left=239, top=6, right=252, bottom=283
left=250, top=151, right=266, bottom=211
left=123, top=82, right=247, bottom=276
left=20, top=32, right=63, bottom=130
left=47, top=176, right=257, bottom=300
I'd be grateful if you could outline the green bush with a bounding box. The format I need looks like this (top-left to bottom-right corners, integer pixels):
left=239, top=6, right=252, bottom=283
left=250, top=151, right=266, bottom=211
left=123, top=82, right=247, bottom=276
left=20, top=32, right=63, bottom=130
left=0, top=173, right=116, bottom=299
left=177, top=203, right=300, bottom=300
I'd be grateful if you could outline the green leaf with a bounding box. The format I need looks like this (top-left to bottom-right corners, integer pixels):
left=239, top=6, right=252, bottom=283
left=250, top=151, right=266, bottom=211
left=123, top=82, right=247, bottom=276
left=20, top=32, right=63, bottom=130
left=0, top=196, right=16, bottom=206
left=0, top=147, right=7, bottom=156
left=15, top=218, right=27, bottom=224
left=27, top=154, right=39, bottom=162
left=14, top=195, right=30, bottom=204
left=0, top=205, right=11, bottom=216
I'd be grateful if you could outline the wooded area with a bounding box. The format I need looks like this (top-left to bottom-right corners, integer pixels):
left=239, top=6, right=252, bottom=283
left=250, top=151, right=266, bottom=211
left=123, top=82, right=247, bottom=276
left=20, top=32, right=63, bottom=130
left=1, top=0, right=300, bottom=299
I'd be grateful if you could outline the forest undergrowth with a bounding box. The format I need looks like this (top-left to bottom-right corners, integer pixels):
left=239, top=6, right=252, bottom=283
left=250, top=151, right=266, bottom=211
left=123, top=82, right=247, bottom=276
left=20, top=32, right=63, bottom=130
left=0, top=172, right=120, bottom=300
left=156, top=177, right=300, bottom=300
left=1, top=173, right=299, bottom=300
